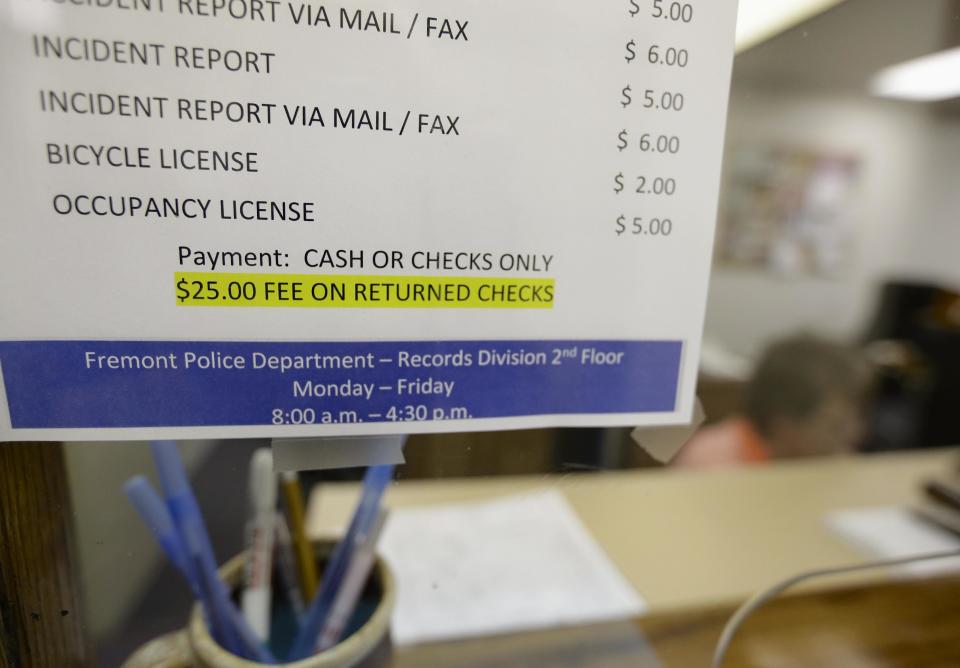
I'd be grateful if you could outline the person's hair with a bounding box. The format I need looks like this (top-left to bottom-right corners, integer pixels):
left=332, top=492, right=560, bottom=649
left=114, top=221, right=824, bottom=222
left=743, top=335, right=870, bottom=436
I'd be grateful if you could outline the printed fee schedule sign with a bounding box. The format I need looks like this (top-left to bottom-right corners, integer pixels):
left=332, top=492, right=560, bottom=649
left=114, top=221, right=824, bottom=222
left=0, top=0, right=739, bottom=440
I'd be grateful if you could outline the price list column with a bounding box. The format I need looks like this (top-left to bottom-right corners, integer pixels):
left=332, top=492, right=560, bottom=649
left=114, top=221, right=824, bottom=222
left=614, top=0, right=697, bottom=239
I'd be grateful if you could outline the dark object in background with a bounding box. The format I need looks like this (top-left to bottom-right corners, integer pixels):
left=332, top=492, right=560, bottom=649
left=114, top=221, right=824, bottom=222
left=862, top=281, right=960, bottom=450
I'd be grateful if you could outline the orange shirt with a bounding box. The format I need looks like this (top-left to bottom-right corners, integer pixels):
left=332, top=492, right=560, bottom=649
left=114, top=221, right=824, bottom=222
left=673, top=417, right=772, bottom=469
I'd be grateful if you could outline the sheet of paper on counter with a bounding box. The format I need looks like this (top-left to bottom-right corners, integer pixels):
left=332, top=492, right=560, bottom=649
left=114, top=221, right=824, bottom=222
left=379, top=490, right=646, bottom=646
left=825, top=506, right=960, bottom=576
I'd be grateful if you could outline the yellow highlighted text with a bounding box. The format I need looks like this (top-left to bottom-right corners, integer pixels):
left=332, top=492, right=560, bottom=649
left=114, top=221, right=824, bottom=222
left=174, top=272, right=555, bottom=309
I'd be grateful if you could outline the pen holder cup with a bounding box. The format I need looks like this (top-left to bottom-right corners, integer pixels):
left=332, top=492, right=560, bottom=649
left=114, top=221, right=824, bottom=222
left=122, top=539, right=395, bottom=668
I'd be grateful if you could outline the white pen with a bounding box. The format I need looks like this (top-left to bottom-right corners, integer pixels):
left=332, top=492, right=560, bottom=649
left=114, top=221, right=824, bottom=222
left=242, top=448, right=277, bottom=643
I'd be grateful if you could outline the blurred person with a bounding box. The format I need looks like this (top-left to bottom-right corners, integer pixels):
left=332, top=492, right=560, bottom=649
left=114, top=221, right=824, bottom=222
left=675, top=335, right=871, bottom=468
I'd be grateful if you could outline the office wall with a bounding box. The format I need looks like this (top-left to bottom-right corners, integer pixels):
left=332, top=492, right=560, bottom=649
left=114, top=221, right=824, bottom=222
left=898, top=119, right=960, bottom=281
left=704, top=86, right=960, bottom=358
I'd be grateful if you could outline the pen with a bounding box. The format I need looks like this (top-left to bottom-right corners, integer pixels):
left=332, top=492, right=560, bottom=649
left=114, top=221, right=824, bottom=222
left=281, top=471, right=319, bottom=600
left=316, top=510, right=389, bottom=651
left=288, top=464, right=394, bottom=660
left=275, top=511, right=306, bottom=623
left=123, top=474, right=231, bottom=651
left=124, top=474, right=272, bottom=660
left=124, top=475, right=192, bottom=579
left=150, top=441, right=276, bottom=663
left=124, top=472, right=237, bottom=645
left=242, top=448, right=277, bottom=643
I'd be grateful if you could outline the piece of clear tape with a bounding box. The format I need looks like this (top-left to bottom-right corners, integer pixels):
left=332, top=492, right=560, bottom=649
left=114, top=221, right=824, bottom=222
left=271, top=435, right=406, bottom=472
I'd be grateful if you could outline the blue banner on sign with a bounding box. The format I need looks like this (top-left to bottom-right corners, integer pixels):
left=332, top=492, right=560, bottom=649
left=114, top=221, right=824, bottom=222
left=0, top=340, right=682, bottom=429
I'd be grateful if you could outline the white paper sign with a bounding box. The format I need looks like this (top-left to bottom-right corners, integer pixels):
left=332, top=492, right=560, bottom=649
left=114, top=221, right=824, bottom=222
left=0, top=0, right=739, bottom=440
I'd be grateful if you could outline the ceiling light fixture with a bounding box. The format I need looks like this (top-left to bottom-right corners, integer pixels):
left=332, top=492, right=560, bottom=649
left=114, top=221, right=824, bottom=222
left=870, top=47, right=960, bottom=102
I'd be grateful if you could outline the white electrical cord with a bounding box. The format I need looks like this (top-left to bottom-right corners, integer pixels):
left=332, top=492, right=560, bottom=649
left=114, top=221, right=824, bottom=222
left=711, top=548, right=960, bottom=668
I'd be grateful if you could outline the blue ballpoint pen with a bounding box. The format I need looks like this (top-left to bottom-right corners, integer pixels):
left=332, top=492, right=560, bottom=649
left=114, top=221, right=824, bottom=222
left=288, top=464, right=394, bottom=660
left=150, top=441, right=276, bottom=663
left=125, top=474, right=233, bottom=633
left=124, top=475, right=192, bottom=577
